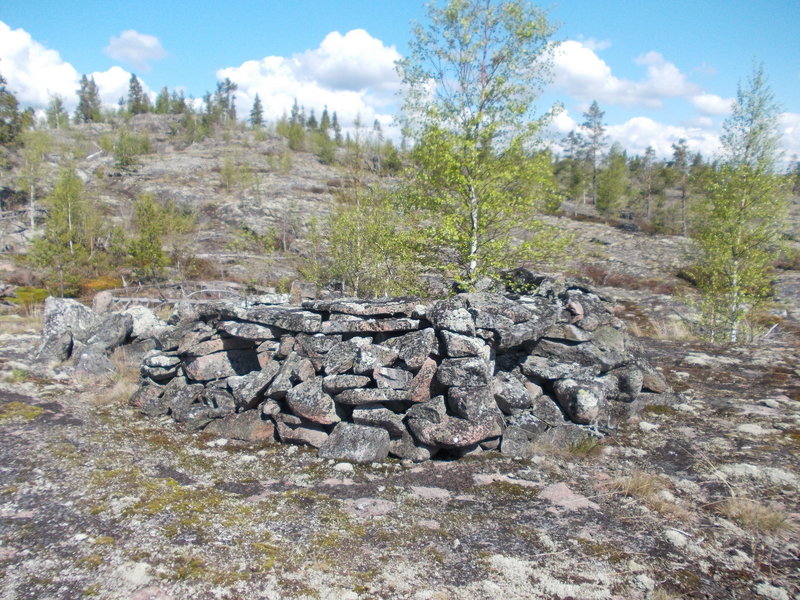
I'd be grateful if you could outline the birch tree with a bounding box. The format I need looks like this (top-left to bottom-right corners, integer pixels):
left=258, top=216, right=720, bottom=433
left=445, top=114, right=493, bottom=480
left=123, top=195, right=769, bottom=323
left=692, top=64, right=788, bottom=342
left=397, top=0, right=567, bottom=289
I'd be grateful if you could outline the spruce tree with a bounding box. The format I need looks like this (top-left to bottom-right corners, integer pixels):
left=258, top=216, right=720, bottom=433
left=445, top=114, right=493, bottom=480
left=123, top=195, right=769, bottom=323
left=127, top=74, right=148, bottom=114
left=249, top=94, right=264, bottom=128
left=75, top=75, right=102, bottom=123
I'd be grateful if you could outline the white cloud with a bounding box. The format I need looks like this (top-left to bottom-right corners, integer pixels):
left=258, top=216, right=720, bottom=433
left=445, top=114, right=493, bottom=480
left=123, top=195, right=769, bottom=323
left=690, top=92, right=732, bottom=116
left=779, top=112, right=800, bottom=159
left=606, top=116, right=720, bottom=158
left=295, top=29, right=401, bottom=92
left=103, top=30, right=167, bottom=72
left=575, top=36, right=611, bottom=52
left=551, top=41, right=699, bottom=109
left=218, top=29, right=401, bottom=136
left=0, top=20, right=148, bottom=112
left=0, top=20, right=79, bottom=108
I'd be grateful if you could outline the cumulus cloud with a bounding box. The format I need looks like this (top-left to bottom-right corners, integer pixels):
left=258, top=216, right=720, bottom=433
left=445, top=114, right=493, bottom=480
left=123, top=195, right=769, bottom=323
left=552, top=41, right=699, bottom=109
left=690, top=92, right=733, bottom=116
left=218, top=29, right=401, bottom=136
left=578, top=37, right=611, bottom=52
left=0, top=20, right=149, bottom=112
left=779, top=112, right=800, bottom=159
left=0, top=20, right=79, bottom=108
left=103, top=29, right=167, bottom=72
left=606, top=116, right=721, bottom=158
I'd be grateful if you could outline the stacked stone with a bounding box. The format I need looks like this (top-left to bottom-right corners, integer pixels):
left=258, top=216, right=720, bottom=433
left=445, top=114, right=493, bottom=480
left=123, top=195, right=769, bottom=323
left=126, top=278, right=669, bottom=463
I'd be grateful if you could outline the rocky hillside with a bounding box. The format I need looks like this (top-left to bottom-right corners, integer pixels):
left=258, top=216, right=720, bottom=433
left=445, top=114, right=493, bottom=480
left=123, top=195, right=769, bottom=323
left=0, top=116, right=799, bottom=599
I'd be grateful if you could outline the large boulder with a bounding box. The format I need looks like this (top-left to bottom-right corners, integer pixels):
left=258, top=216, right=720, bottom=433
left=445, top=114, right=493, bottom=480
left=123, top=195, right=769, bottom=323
left=318, top=423, right=390, bottom=463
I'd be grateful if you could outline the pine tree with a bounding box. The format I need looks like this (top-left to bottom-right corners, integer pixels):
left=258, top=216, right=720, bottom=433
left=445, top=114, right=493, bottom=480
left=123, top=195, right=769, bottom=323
left=581, top=101, right=607, bottom=204
left=596, top=143, right=629, bottom=216
left=154, top=87, right=170, bottom=114
left=250, top=94, right=264, bottom=128
left=671, top=138, right=690, bottom=235
left=331, top=111, right=342, bottom=145
left=692, top=64, right=788, bottom=342
left=127, top=74, right=149, bottom=115
left=75, top=75, right=102, bottom=123
left=320, top=107, right=331, bottom=133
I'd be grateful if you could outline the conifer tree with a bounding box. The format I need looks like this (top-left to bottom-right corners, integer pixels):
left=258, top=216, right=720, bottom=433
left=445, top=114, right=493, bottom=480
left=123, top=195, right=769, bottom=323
left=331, top=111, right=343, bottom=145
left=320, top=107, right=331, bottom=133
left=249, top=94, right=264, bottom=128
left=75, top=75, right=102, bottom=123
left=0, top=70, right=23, bottom=145
left=154, top=87, right=170, bottom=114
left=127, top=74, right=148, bottom=114
left=581, top=100, right=606, bottom=205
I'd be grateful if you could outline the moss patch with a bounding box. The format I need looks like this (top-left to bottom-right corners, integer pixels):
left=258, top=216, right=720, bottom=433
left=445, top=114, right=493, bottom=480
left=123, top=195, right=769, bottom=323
left=0, top=401, right=44, bottom=422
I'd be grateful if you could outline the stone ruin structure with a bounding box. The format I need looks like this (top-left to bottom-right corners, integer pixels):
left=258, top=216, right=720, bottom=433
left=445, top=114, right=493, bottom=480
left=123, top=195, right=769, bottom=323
left=35, top=275, right=670, bottom=463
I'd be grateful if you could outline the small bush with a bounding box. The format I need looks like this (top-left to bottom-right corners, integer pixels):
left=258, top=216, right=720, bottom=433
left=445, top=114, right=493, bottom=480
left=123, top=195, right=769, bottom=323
left=9, top=286, right=48, bottom=306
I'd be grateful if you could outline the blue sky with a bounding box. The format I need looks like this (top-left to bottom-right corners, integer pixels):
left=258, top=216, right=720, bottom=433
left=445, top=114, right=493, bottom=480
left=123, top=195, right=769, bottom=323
left=2, top=0, right=799, bottom=160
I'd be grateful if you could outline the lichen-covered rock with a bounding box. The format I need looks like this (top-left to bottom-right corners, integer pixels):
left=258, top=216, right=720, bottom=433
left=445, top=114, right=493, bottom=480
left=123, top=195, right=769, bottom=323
left=410, top=412, right=504, bottom=450
left=435, top=357, right=491, bottom=388
left=353, top=344, right=399, bottom=375
left=73, top=343, right=116, bottom=376
left=352, top=404, right=406, bottom=437
left=407, top=357, right=438, bottom=403
left=373, top=367, right=412, bottom=390
left=183, top=348, right=260, bottom=382
left=440, top=330, right=490, bottom=359
left=204, top=410, right=275, bottom=442
left=382, top=328, right=439, bottom=371
left=427, top=297, right=475, bottom=336
left=553, top=378, right=606, bottom=425
left=447, top=386, right=495, bottom=420
left=318, top=423, right=390, bottom=463
left=321, top=315, right=420, bottom=334
left=227, top=361, right=281, bottom=410
left=323, top=340, right=361, bottom=375
left=85, top=312, right=133, bottom=352
left=266, top=352, right=315, bottom=399
left=41, top=297, right=98, bottom=344
left=141, top=351, right=181, bottom=381
left=389, top=431, right=437, bottom=462
left=492, top=371, right=534, bottom=414
left=334, top=388, right=407, bottom=405
left=121, top=305, right=167, bottom=340
left=216, top=320, right=279, bottom=341
left=285, top=377, right=340, bottom=425
left=322, top=374, right=372, bottom=395
left=273, top=414, right=329, bottom=447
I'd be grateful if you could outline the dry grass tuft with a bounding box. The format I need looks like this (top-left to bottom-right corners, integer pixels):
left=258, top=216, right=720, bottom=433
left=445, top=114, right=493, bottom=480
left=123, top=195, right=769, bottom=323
left=649, top=590, right=682, bottom=600
left=718, top=497, right=791, bottom=534
left=0, top=303, right=44, bottom=336
left=612, top=470, right=664, bottom=499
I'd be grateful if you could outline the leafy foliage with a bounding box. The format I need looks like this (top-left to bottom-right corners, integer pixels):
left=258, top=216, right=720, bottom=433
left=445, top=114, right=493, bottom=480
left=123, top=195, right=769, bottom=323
left=397, top=0, right=566, bottom=288
left=691, top=64, right=788, bottom=342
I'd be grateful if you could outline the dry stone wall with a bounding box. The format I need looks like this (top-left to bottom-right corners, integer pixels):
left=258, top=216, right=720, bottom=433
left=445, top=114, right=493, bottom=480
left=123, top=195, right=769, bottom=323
left=37, top=276, right=671, bottom=463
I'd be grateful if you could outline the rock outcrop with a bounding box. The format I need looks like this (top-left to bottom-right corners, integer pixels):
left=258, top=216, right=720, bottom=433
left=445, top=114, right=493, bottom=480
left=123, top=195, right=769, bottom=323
left=40, top=275, right=672, bottom=462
